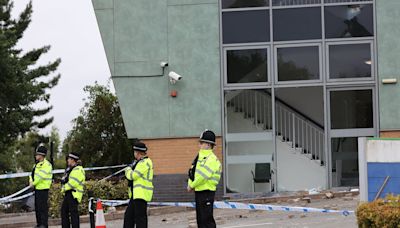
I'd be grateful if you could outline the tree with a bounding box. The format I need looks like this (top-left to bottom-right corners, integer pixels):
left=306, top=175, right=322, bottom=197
left=0, top=127, right=62, bottom=196
left=62, top=84, right=132, bottom=166
left=0, top=0, right=61, bottom=154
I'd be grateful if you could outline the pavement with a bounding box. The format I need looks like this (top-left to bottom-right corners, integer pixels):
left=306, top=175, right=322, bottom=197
left=0, top=192, right=359, bottom=228
left=59, top=196, right=357, bottom=228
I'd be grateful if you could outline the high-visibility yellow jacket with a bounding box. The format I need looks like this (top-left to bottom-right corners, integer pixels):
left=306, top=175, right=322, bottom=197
left=61, top=165, right=85, bottom=203
left=188, top=149, right=222, bottom=191
left=125, top=157, right=154, bottom=202
left=29, top=159, right=53, bottom=190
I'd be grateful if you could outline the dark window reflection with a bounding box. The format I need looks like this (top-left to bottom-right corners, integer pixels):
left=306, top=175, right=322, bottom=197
left=325, top=4, right=373, bottom=39
left=277, top=46, right=320, bottom=81
left=273, top=0, right=321, bottom=6
left=331, top=137, right=359, bottom=187
left=329, top=43, right=371, bottom=79
left=273, top=7, right=321, bottom=41
left=330, top=90, right=373, bottom=129
left=222, top=0, right=268, bottom=8
left=223, top=11, right=270, bottom=44
left=227, top=49, right=268, bottom=83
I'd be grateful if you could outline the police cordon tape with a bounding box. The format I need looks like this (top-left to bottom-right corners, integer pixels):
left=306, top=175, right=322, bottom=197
left=0, top=164, right=127, bottom=180
left=0, top=192, right=34, bottom=203
left=0, top=164, right=128, bottom=204
left=99, top=199, right=353, bottom=216
left=0, top=186, right=31, bottom=202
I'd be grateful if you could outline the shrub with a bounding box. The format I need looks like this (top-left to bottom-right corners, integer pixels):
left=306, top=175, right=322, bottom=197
left=49, top=180, right=128, bottom=218
left=357, top=194, right=400, bottom=228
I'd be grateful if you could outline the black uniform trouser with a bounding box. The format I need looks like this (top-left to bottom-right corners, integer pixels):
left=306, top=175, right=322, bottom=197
left=195, top=190, right=216, bottom=228
left=35, top=189, right=49, bottom=228
left=123, top=199, right=148, bottom=228
left=61, top=191, right=80, bottom=228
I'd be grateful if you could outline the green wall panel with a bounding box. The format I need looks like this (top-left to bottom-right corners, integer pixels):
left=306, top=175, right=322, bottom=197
left=92, top=0, right=113, bottom=9
left=114, top=0, right=168, bottom=64
left=113, top=77, right=170, bottom=138
left=167, top=4, right=221, bottom=136
left=377, top=0, right=400, bottom=130
left=94, top=8, right=114, bottom=74
left=114, top=62, right=163, bottom=77
left=93, top=0, right=222, bottom=139
left=167, top=0, right=218, bottom=6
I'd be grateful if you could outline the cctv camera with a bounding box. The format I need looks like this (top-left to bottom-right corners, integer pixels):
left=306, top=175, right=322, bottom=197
left=160, top=61, right=168, bottom=68
left=169, top=71, right=182, bottom=81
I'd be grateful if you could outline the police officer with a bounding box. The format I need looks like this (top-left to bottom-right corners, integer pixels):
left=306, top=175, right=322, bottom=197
left=123, top=142, right=154, bottom=228
left=61, top=152, right=85, bottom=228
left=29, top=144, right=53, bottom=228
left=187, top=130, right=222, bottom=228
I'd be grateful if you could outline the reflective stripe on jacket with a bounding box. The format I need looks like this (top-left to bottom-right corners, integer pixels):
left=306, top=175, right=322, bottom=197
left=61, top=165, right=85, bottom=203
left=125, top=157, right=154, bottom=202
left=188, top=149, right=221, bottom=191
left=29, top=159, right=53, bottom=190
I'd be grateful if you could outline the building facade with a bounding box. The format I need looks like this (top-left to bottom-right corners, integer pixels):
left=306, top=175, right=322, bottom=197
left=92, top=0, right=400, bottom=199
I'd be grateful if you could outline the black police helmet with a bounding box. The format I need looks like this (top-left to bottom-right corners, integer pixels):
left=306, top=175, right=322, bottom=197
left=199, top=129, right=216, bottom=145
left=133, top=142, right=147, bottom=153
left=36, top=145, right=48, bottom=156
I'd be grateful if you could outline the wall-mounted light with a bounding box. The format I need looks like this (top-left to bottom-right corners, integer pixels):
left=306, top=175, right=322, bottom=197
left=364, top=60, right=372, bottom=65
left=382, top=78, right=397, bottom=84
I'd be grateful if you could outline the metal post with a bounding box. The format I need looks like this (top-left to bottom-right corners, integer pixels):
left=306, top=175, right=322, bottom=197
left=254, top=92, right=258, bottom=126
left=88, top=191, right=95, bottom=228
left=292, top=114, right=295, bottom=148
left=50, top=141, right=54, bottom=167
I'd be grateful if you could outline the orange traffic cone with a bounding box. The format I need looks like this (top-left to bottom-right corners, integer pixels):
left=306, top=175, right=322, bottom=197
left=95, top=200, right=106, bottom=228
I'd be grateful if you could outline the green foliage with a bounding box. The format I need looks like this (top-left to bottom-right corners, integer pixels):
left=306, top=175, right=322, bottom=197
left=0, top=128, right=62, bottom=196
left=357, top=194, right=400, bottom=228
left=0, top=0, right=61, bottom=154
left=277, top=53, right=312, bottom=81
left=62, top=83, right=132, bottom=167
left=49, top=180, right=128, bottom=218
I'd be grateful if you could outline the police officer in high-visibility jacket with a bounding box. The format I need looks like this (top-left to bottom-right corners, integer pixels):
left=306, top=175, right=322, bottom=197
left=187, top=130, right=222, bottom=228
left=123, top=142, right=154, bottom=228
left=60, top=152, right=85, bottom=228
left=29, top=144, right=53, bottom=228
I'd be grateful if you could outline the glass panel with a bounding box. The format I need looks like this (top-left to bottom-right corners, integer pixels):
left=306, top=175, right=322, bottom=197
left=330, top=90, right=373, bottom=129
left=225, top=89, right=273, bottom=193
left=275, top=87, right=325, bottom=191
left=325, top=0, right=372, bottom=3
left=272, top=0, right=321, bottom=6
left=222, top=0, right=269, bottom=8
left=273, top=7, right=321, bottom=41
left=227, top=49, right=268, bottom=84
left=226, top=89, right=272, bottom=133
left=277, top=46, right=320, bottom=81
left=331, top=137, right=359, bottom=187
left=329, top=43, right=371, bottom=79
left=222, top=10, right=270, bottom=44
left=227, top=163, right=272, bottom=193
left=325, top=4, right=373, bottom=39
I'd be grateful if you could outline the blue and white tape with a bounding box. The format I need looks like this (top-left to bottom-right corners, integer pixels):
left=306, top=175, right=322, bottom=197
left=0, top=192, right=34, bottom=204
left=0, top=164, right=127, bottom=180
left=99, top=200, right=353, bottom=216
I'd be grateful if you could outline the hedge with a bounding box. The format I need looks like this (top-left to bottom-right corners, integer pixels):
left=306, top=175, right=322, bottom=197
left=357, top=194, right=400, bottom=228
left=49, top=180, right=128, bottom=218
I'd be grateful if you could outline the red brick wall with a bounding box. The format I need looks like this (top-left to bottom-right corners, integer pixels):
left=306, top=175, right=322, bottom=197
left=380, top=131, right=400, bottom=138
left=143, top=137, right=223, bottom=175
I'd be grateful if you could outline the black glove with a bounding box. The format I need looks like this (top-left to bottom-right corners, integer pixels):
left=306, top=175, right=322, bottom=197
left=129, top=160, right=138, bottom=168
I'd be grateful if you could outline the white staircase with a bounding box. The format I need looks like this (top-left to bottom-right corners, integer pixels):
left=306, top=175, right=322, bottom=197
left=227, top=90, right=326, bottom=167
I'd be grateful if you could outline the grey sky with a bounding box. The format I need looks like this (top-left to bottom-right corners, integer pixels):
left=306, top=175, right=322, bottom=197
left=13, top=0, right=112, bottom=140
